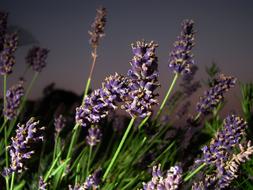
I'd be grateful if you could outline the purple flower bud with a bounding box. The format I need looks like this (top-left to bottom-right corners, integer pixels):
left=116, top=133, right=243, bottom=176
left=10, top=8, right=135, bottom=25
left=196, top=74, right=236, bottom=114
left=142, top=164, right=182, bottom=190
left=194, top=115, right=252, bottom=189
left=198, top=115, right=247, bottom=166
left=39, top=176, right=47, bottom=190
left=123, top=40, right=159, bottom=118
left=69, top=169, right=102, bottom=190
left=88, top=7, right=106, bottom=48
left=86, top=126, right=102, bottom=147
left=0, top=11, right=8, bottom=51
left=83, top=169, right=102, bottom=189
left=0, top=32, right=18, bottom=75
left=26, top=46, right=49, bottom=72
left=76, top=73, right=128, bottom=127
left=169, top=20, right=195, bottom=75
left=76, top=89, right=108, bottom=127
left=54, top=114, right=66, bottom=135
left=4, top=80, right=24, bottom=120
left=3, top=118, right=44, bottom=175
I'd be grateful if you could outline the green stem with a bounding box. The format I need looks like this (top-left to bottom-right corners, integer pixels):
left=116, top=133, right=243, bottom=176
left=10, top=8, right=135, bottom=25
left=66, top=124, right=79, bottom=159
left=0, top=120, right=7, bottom=134
left=53, top=134, right=59, bottom=160
left=102, top=117, right=135, bottom=181
left=75, top=163, right=81, bottom=185
left=87, top=146, right=92, bottom=176
left=5, top=176, right=9, bottom=190
left=155, top=73, right=179, bottom=121
left=4, top=95, right=9, bottom=190
left=4, top=125, right=9, bottom=169
left=83, top=78, right=91, bottom=101
left=138, top=116, right=150, bottom=130
left=44, top=152, right=62, bottom=182
left=82, top=47, right=97, bottom=102
left=3, top=75, right=7, bottom=122
left=183, top=163, right=206, bottom=182
left=10, top=173, right=15, bottom=190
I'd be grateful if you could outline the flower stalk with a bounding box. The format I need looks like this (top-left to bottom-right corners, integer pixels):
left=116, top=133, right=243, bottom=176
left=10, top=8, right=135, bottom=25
left=102, top=117, right=135, bottom=181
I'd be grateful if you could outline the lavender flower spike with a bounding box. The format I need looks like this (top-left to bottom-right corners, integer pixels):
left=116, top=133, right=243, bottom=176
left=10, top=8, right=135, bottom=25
left=86, top=126, right=102, bottom=147
left=3, top=118, right=44, bottom=175
left=198, top=115, right=247, bottom=168
left=0, top=11, right=8, bottom=51
left=169, top=19, right=195, bottom=75
left=76, top=73, right=128, bottom=127
left=194, top=115, right=251, bottom=189
left=39, top=176, right=48, bottom=190
left=196, top=74, right=236, bottom=114
left=88, top=7, right=106, bottom=48
left=26, top=46, right=49, bottom=72
left=54, top=114, right=66, bottom=135
left=69, top=169, right=102, bottom=190
left=0, top=32, right=18, bottom=75
left=142, top=164, right=182, bottom=190
left=4, top=79, right=24, bottom=120
left=123, top=40, right=160, bottom=118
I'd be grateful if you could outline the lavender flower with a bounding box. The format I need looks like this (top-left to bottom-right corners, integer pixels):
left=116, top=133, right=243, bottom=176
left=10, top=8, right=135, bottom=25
left=3, top=80, right=24, bottom=120
left=3, top=118, right=44, bottom=175
left=196, top=74, right=236, bottom=114
left=88, top=7, right=106, bottom=48
left=123, top=40, right=159, bottom=118
left=69, top=169, right=102, bottom=190
left=54, top=114, right=66, bottom=135
left=0, top=11, right=8, bottom=51
left=217, top=141, right=253, bottom=189
left=68, top=184, right=83, bottom=190
left=198, top=115, right=247, bottom=168
left=86, top=126, right=102, bottom=146
left=83, top=169, right=102, bottom=189
left=193, top=115, right=252, bottom=189
left=39, top=176, right=48, bottom=190
left=142, top=164, right=182, bottom=190
left=0, top=32, right=18, bottom=75
left=169, top=19, right=195, bottom=75
left=26, top=46, right=49, bottom=72
left=76, top=73, right=128, bottom=127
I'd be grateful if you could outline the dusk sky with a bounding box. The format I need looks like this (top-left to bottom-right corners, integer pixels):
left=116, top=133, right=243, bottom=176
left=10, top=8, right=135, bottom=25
left=1, top=0, right=253, bottom=106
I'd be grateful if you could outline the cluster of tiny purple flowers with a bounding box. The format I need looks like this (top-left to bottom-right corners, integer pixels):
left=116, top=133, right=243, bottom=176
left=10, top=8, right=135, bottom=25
left=39, top=176, right=48, bottom=190
left=193, top=115, right=253, bottom=189
left=76, top=73, right=129, bottom=127
left=69, top=169, right=102, bottom=190
left=168, top=19, right=195, bottom=75
left=88, top=7, right=106, bottom=48
left=76, top=40, right=160, bottom=129
left=86, top=126, right=102, bottom=147
left=3, top=80, right=24, bottom=120
left=26, top=46, right=50, bottom=72
left=0, top=31, right=18, bottom=75
left=54, top=114, right=66, bottom=135
left=0, top=11, right=8, bottom=51
left=196, top=74, right=237, bottom=114
left=123, top=41, right=159, bottom=118
left=3, top=118, right=44, bottom=175
left=142, top=164, right=182, bottom=190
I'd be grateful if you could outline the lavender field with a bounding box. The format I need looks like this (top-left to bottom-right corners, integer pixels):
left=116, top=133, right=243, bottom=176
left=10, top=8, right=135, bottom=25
left=1, top=1, right=253, bottom=190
